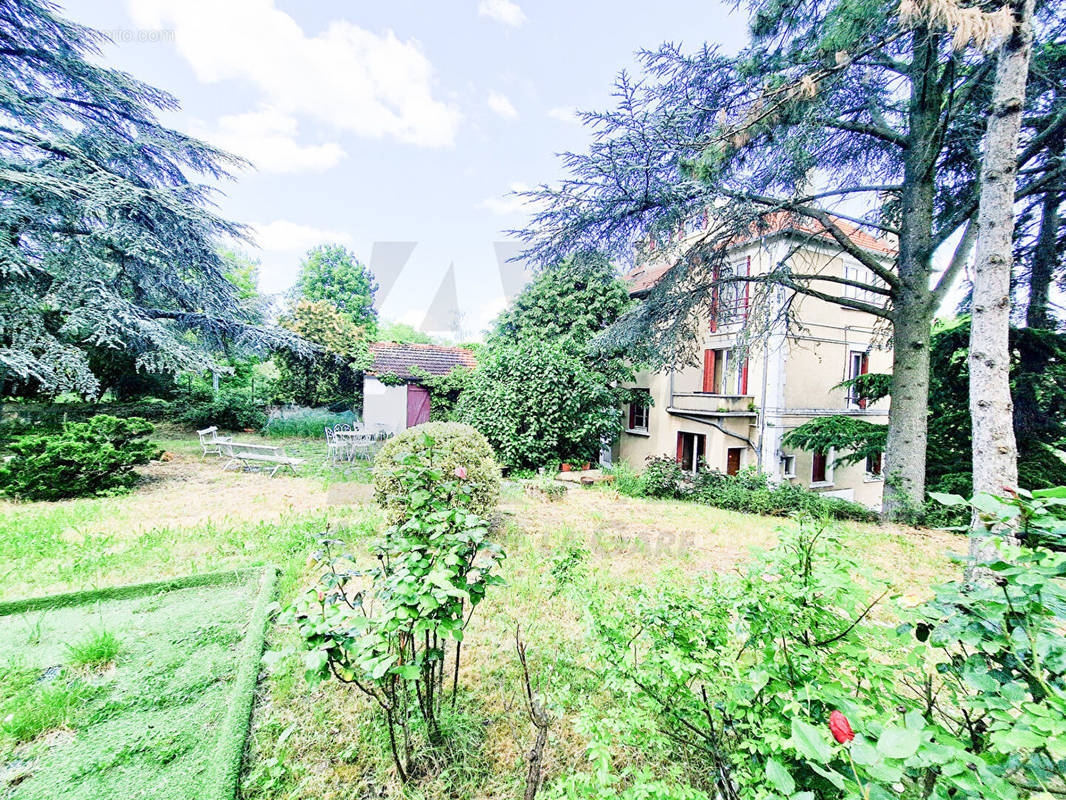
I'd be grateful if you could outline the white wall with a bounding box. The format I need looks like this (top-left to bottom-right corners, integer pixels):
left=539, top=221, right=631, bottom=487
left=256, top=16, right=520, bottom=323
left=363, top=376, right=408, bottom=433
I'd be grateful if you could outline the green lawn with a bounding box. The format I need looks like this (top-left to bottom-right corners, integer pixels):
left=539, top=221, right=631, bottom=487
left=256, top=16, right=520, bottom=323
left=0, top=569, right=274, bottom=800
left=0, top=433, right=961, bottom=799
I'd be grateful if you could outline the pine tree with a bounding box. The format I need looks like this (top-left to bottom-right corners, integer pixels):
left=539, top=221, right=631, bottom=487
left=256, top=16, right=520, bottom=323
left=0, top=0, right=306, bottom=398
left=516, top=0, right=1065, bottom=517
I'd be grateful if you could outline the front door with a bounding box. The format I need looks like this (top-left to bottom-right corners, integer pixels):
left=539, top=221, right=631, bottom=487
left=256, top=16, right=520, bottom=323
left=726, top=447, right=743, bottom=476
left=406, top=384, right=431, bottom=428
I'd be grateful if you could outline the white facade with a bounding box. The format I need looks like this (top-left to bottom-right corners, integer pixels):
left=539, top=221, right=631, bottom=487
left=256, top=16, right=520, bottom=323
left=362, top=376, right=407, bottom=434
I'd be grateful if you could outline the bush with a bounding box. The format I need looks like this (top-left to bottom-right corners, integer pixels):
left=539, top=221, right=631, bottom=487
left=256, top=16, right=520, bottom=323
left=373, top=422, right=501, bottom=524
left=177, top=390, right=267, bottom=431
left=622, top=458, right=878, bottom=522
left=260, top=407, right=359, bottom=438
left=0, top=415, right=161, bottom=501
left=0, top=399, right=174, bottom=445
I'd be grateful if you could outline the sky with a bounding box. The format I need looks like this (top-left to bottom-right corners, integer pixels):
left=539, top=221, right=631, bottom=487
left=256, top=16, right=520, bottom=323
left=61, top=0, right=750, bottom=341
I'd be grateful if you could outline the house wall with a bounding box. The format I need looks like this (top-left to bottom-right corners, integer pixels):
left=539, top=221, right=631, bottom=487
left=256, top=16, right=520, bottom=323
left=618, top=235, right=892, bottom=511
left=362, top=376, right=408, bottom=433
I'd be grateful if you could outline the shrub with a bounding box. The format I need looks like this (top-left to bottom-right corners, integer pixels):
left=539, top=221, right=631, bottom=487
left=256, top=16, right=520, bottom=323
left=0, top=415, right=161, bottom=501
left=177, top=389, right=267, bottom=431
left=456, top=338, right=628, bottom=471
left=373, top=422, right=501, bottom=524
left=627, top=458, right=878, bottom=522
left=66, top=629, right=121, bottom=668
left=280, top=437, right=505, bottom=781
left=260, top=407, right=359, bottom=438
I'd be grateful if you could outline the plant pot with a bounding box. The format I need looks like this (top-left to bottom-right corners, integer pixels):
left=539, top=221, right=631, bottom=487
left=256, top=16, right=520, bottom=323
left=243, top=428, right=255, bottom=433
left=581, top=462, right=591, bottom=471
left=560, top=463, right=572, bottom=472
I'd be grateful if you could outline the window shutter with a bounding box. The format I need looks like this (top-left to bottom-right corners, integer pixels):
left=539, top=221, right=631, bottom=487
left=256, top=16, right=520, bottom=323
left=743, top=256, right=751, bottom=321
left=859, top=353, right=870, bottom=409
left=628, top=402, right=636, bottom=430
left=702, top=349, right=716, bottom=393
left=676, top=432, right=685, bottom=463
left=740, top=357, right=749, bottom=395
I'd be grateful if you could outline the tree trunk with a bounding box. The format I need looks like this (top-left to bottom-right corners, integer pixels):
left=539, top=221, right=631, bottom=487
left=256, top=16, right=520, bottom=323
left=1025, top=169, right=1061, bottom=330
left=883, top=28, right=940, bottom=521
left=1014, top=179, right=1060, bottom=442
left=968, top=0, right=1034, bottom=563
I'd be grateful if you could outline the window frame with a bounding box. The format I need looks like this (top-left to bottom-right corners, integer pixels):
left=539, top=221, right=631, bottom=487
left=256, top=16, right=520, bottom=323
left=627, top=390, right=651, bottom=433
left=810, top=448, right=834, bottom=487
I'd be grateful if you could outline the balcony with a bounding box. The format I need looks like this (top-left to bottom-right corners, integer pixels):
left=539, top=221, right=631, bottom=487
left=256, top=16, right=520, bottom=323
left=669, top=392, right=757, bottom=417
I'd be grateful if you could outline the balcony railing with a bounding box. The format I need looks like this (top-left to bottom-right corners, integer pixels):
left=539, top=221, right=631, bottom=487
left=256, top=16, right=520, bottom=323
left=669, top=392, right=757, bottom=416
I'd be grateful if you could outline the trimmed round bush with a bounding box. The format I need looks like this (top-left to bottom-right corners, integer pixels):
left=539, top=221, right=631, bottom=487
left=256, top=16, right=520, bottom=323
left=373, top=422, right=502, bottom=524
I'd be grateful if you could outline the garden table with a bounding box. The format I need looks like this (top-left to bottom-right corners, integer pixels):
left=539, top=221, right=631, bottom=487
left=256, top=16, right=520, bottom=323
left=334, top=430, right=379, bottom=461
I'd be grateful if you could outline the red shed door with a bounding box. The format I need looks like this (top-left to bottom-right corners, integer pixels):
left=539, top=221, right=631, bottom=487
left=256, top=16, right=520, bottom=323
left=406, top=384, right=431, bottom=427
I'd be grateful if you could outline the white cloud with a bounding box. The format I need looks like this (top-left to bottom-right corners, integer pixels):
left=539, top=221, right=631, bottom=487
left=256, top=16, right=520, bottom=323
left=547, top=105, right=580, bottom=124
left=251, top=220, right=353, bottom=253
left=129, top=0, right=461, bottom=147
left=477, top=0, right=526, bottom=27
left=196, top=107, right=345, bottom=173
left=477, top=181, right=531, bottom=215
left=487, top=91, right=518, bottom=120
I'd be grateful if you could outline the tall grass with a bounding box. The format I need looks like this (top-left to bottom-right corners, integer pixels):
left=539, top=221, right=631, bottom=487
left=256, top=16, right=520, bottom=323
left=260, top=408, right=359, bottom=438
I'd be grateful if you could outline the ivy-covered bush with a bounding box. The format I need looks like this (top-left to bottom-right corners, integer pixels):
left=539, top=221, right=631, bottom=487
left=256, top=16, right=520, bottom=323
left=373, top=422, right=501, bottom=524
left=177, top=389, right=267, bottom=431
left=0, top=415, right=161, bottom=501
left=618, top=457, right=878, bottom=522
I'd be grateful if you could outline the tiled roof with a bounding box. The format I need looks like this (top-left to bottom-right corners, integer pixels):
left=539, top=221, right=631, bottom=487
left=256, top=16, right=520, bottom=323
left=367, top=342, right=477, bottom=379
left=624, top=211, right=897, bottom=295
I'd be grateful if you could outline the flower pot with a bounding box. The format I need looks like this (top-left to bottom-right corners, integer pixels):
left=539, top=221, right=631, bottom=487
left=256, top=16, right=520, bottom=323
left=582, top=462, right=591, bottom=471
left=560, top=463, right=572, bottom=472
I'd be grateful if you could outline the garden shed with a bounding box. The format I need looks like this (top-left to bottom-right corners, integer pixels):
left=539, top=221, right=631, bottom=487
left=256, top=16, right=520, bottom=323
left=363, top=342, right=476, bottom=432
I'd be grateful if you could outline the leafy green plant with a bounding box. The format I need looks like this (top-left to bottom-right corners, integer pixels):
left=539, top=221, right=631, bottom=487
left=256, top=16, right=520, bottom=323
left=281, top=433, right=506, bottom=782
left=0, top=415, right=160, bottom=501
left=66, top=629, right=121, bottom=668
left=178, top=389, right=268, bottom=431
left=373, top=422, right=501, bottom=525
left=549, top=543, right=589, bottom=595
left=629, top=458, right=878, bottom=522
left=0, top=681, right=91, bottom=744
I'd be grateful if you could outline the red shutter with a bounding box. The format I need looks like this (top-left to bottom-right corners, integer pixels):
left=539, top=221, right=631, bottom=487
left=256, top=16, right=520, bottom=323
left=676, top=432, right=685, bottom=463
left=740, top=357, right=749, bottom=395
left=628, top=402, right=636, bottom=429
left=812, top=451, right=827, bottom=483
left=702, top=349, right=716, bottom=393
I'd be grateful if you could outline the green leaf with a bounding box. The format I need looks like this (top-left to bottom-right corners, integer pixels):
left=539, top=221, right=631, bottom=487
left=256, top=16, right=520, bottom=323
left=791, top=718, right=832, bottom=763
left=876, top=726, right=921, bottom=759
left=929, top=491, right=968, bottom=507
left=766, top=758, right=795, bottom=795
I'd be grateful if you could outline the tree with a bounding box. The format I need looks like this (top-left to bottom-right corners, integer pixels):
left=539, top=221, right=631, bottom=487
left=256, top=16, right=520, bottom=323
left=458, top=253, right=635, bottom=470
left=377, top=320, right=435, bottom=345
left=275, top=300, right=370, bottom=408
left=0, top=0, right=306, bottom=398
left=456, top=339, right=627, bottom=470
left=292, top=244, right=378, bottom=333
left=516, top=0, right=1065, bottom=518
left=964, top=0, right=1036, bottom=555
left=490, top=251, right=632, bottom=350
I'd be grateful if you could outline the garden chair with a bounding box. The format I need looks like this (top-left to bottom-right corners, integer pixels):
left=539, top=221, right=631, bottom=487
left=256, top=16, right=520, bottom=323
left=197, top=426, right=231, bottom=460
left=324, top=426, right=347, bottom=465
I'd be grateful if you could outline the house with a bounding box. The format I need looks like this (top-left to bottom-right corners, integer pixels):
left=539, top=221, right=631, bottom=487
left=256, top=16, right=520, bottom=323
left=616, top=213, right=894, bottom=510
left=362, top=342, right=476, bottom=432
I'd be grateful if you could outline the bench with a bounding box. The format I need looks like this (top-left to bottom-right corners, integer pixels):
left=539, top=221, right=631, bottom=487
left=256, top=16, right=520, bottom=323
left=197, top=426, right=231, bottom=460
left=220, top=441, right=304, bottom=477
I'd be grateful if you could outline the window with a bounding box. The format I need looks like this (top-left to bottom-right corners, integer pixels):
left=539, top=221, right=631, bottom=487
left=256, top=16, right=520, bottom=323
left=811, top=449, right=833, bottom=485
left=627, top=390, right=650, bottom=432
left=702, top=348, right=749, bottom=395
left=780, top=454, right=796, bottom=478
left=711, top=260, right=750, bottom=328
left=865, top=452, right=883, bottom=479
left=847, top=350, right=870, bottom=409
left=843, top=263, right=888, bottom=306
left=676, top=432, right=706, bottom=474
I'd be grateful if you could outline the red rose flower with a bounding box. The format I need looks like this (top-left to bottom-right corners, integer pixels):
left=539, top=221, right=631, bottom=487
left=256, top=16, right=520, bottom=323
left=829, top=710, right=855, bottom=743
left=453, top=466, right=467, bottom=479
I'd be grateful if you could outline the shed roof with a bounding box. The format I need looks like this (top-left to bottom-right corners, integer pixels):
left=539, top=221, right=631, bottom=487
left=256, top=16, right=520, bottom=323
left=367, top=342, right=477, bottom=380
